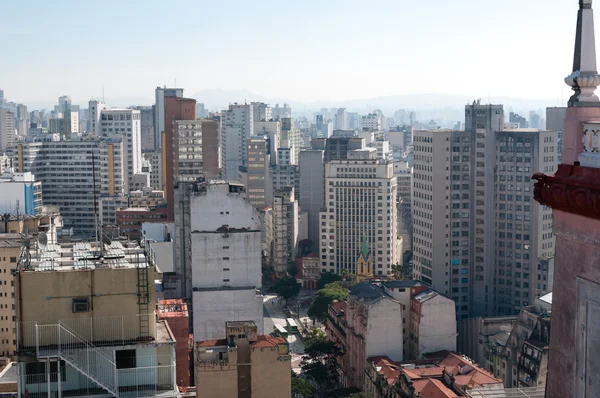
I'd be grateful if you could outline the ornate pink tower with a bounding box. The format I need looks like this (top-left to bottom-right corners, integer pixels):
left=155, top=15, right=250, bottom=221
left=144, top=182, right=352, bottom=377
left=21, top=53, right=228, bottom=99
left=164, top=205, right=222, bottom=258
left=532, top=0, right=600, bottom=396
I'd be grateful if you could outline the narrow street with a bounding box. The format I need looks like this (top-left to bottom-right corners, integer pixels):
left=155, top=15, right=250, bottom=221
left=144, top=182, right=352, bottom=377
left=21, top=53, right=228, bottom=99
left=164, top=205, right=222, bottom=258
left=263, top=294, right=306, bottom=372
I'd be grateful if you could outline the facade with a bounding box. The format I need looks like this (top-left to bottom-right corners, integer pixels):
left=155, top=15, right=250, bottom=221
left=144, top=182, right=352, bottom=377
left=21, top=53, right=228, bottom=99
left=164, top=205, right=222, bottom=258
left=0, top=172, right=42, bottom=216
left=258, top=206, right=273, bottom=268
left=117, top=206, right=169, bottom=240
left=158, top=299, right=190, bottom=387
left=394, top=161, right=412, bottom=253
left=0, top=234, right=22, bottom=358
left=0, top=110, right=15, bottom=151
left=311, top=136, right=365, bottom=162
left=326, top=282, right=404, bottom=389
left=280, top=118, right=301, bottom=165
left=173, top=119, right=220, bottom=181
left=222, top=103, right=254, bottom=179
left=143, top=151, right=163, bottom=190
left=298, top=150, right=325, bottom=249
left=335, top=108, right=348, bottom=130
left=272, top=187, right=298, bottom=277
left=457, top=316, right=516, bottom=369
left=195, top=321, right=291, bottom=398
left=87, top=100, right=106, bottom=135
left=409, top=289, right=457, bottom=359
left=319, top=148, right=399, bottom=276
left=16, top=137, right=125, bottom=237
left=271, top=103, right=291, bottom=120
left=154, top=87, right=184, bottom=151
left=361, top=113, right=382, bottom=132
left=297, top=253, right=320, bottom=289
left=173, top=181, right=263, bottom=341
left=135, top=106, right=155, bottom=152
left=99, top=108, right=142, bottom=193
left=244, top=136, right=271, bottom=207
left=272, top=147, right=297, bottom=191
left=15, top=237, right=178, bottom=397
left=251, top=102, right=272, bottom=123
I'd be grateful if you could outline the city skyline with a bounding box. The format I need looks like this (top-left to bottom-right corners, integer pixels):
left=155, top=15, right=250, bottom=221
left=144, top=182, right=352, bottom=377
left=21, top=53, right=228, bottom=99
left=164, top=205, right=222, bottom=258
left=2, top=0, right=576, bottom=105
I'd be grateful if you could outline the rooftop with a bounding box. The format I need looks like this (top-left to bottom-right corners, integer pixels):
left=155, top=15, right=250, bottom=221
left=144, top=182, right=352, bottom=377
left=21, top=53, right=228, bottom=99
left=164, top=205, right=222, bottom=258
left=196, top=339, right=228, bottom=348
left=350, top=282, right=392, bottom=303
left=466, top=386, right=545, bottom=398
left=251, top=335, right=286, bottom=348
left=501, top=128, right=546, bottom=133
left=0, top=234, right=24, bottom=248
left=383, top=280, right=424, bottom=289
left=413, top=288, right=442, bottom=303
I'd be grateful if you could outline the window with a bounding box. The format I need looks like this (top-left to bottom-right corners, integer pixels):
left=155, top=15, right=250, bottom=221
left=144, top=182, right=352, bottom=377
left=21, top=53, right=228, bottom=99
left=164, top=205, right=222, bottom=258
left=25, top=361, right=66, bottom=382
left=9, top=257, right=16, bottom=263
left=72, top=298, right=89, bottom=313
left=116, top=349, right=136, bottom=369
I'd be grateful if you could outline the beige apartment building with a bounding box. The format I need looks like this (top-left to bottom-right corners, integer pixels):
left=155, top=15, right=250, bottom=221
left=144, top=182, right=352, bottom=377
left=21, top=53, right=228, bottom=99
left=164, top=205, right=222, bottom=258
left=412, top=104, right=557, bottom=318
left=0, top=234, right=22, bottom=358
left=195, top=321, right=291, bottom=398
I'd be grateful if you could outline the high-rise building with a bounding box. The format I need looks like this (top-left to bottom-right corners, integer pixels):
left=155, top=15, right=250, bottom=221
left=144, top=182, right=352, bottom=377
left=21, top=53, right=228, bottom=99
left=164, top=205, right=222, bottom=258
left=529, top=111, right=541, bottom=129
left=243, top=136, right=271, bottom=207
left=222, top=103, right=254, bottom=179
left=143, top=151, right=163, bottom=190
left=164, top=96, right=196, bottom=221
left=195, top=102, right=207, bottom=118
left=87, top=100, right=106, bottom=135
left=310, top=136, right=365, bottom=162
left=280, top=118, right=301, bottom=165
left=319, top=148, right=399, bottom=276
left=154, top=87, right=184, bottom=150
left=272, top=187, right=299, bottom=277
left=546, top=107, right=567, bottom=163
left=0, top=110, right=16, bottom=151
left=298, top=150, right=325, bottom=250
left=173, top=119, right=220, bottom=181
left=99, top=109, right=142, bottom=192
left=252, top=102, right=272, bottom=122
left=271, top=103, right=291, bottom=120
left=16, top=104, right=28, bottom=136
left=361, top=113, right=382, bottom=132
left=272, top=147, right=297, bottom=191
left=133, top=105, right=155, bottom=151
left=335, top=108, right=348, bottom=130
left=16, top=137, right=125, bottom=237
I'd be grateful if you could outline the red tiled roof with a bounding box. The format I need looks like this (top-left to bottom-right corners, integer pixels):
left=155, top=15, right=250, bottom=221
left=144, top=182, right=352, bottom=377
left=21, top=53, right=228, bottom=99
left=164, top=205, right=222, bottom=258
left=331, top=301, right=347, bottom=313
left=196, top=339, right=227, bottom=347
left=418, top=379, right=459, bottom=398
left=251, top=335, right=286, bottom=348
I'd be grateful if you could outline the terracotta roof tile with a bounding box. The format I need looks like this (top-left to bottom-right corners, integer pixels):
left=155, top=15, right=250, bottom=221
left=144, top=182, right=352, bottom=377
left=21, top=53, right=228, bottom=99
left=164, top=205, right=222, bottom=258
left=251, top=335, right=286, bottom=348
left=418, top=379, right=459, bottom=398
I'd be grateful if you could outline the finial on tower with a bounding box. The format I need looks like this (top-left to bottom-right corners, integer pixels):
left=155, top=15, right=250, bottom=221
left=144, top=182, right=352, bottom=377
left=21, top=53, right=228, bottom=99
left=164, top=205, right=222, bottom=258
left=565, top=0, right=600, bottom=106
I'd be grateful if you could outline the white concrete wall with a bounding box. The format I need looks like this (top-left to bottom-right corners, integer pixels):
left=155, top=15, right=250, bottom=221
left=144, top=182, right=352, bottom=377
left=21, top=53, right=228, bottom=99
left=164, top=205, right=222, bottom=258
left=365, top=298, right=404, bottom=361
left=418, top=295, right=457, bottom=356
left=191, top=232, right=261, bottom=288
left=193, top=289, right=263, bottom=341
left=190, top=185, right=260, bottom=231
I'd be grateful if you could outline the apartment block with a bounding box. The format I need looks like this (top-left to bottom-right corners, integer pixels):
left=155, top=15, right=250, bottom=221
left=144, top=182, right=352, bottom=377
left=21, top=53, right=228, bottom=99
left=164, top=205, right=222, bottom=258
left=133, top=105, right=155, bottom=152
left=195, top=321, right=291, bottom=398
left=222, top=103, right=254, bottom=179
left=0, top=234, right=22, bottom=358
left=319, top=148, right=399, bottom=276
left=16, top=137, right=125, bottom=237
left=272, top=147, right=297, bottom=191
left=280, top=118, right=301, bottom=165
left=242, top=136, right=272, bottom=207
left=173, top=119, right=220, bottom=181
left=143, top=151, right=163, bottom=190
left=15, top=236, right=178, bottom=397
left=154, top=87, right=184, bottom=150
left=272, top=187, right=298, bottom=277
left=0, top=110, right=15, bottom=151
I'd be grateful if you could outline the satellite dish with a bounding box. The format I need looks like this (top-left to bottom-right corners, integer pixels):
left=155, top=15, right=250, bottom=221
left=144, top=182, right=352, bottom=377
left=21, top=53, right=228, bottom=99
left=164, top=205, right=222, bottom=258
left=38, top=232, right=48, bottom=249
left=102, top=233, right=112, bottom=246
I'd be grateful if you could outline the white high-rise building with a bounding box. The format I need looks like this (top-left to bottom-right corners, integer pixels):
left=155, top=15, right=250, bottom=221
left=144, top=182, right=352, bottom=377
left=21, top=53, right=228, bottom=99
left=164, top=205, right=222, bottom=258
left=222, top=103, right=254, bottom=179
left=319, top=148, right=399, bottom=276
left=99, top=109, right=142, bottom=192
left=252, top=102, right=272, bottom=123
left=335, top=108, right=348, bottom=130
left=189, top=181, right=264, bottom=342
left=272, top=187, right=299, bottom=277
left=361, top=113, right=382, bottom=132
left=271, top=103, right=291, bottom=120
left=87, top=100, right=106, bottom=135
left=154, top=87, right=183, bottom=150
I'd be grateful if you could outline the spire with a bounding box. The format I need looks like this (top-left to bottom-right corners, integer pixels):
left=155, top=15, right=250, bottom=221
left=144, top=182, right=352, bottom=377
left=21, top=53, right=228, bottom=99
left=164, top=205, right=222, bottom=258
left=565, top=0, right=600, bottom=106
left=361, top=233, right=369, bottom=260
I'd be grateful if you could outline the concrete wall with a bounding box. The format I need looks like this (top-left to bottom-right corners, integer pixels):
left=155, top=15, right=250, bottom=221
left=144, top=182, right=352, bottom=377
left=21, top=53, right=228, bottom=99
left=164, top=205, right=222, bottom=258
left=190, top=187, right=260, bottom=232
left=196, top=365, right=238, bottom=398
left=192, top=289, right=263, bottom=341
left=250, top=345, right=291, bottom=398
left=418, top=295, right=456, bottom=357
left=298, top=150, right=324, bottom=248
left=365, top=298, right=403, bottom=361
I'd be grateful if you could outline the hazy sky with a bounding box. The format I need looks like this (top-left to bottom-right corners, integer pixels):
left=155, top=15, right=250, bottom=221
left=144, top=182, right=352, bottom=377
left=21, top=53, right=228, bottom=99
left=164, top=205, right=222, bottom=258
left=0, top=0, right=580, bottom=104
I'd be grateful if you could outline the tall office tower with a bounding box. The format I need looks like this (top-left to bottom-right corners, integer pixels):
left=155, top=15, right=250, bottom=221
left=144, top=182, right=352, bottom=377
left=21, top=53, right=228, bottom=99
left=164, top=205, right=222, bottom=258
left=319, top=148, right=399, bottom=276
left=272, top=147, right=297, bottom=190
left=252, top=102, right=272, bottom=122
left=87, top=100, right=106, bottom=135
left=99, top=109, right=142, bottom=192
left=347, top=112, right=360, bottom=131
left=529, top=111, right=541, bottom=129
left=56, top=95, right=71, bottom=114
left=465, top=103, right=504, bottom=316
left=311, top=136, right=365, bottom=161
left=255, top=120, right=281, bottom=166
left=280, top=118, right=301, bottom=165
left=173, top=119, right=220, bottom=181
left=196, top=103, right=207, bottom=118
left=361, top=113, right=382, bottom=132
left=16, top=137, right=125, bottom=237
left=242, top=136, right=271, bottom=207
left=0, top=110, right=16, bottom=150
left=546, top=107, right=567, bottom=163
left=271, top=103, right=291, bottom=120
left=172, top=180, right=263, bottom=341
left=133, top=106, right=155, bottom=151
left=493, top=129, right=557, bottom=315
left=0, top=90, right=4, bottom=108
left=16, top=104, right=28, bottom=136
left=222, top=103, right=254, bottom=179
left=299, top=150, right=325, bottom=250
left=154, top=86, right=184, bottom=150
left=164, top=96, right=196, bottom=221
left=335, top=108, right=348, bottom=130
left=273, top=187, right=299, bottom=277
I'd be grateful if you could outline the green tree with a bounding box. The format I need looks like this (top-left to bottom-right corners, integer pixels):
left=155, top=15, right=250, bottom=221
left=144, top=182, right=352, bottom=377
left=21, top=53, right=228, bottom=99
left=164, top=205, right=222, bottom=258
left=292, top=372, right=315, bottom=397
left=288, top=264, right=300, bottom=277
left=317, top=272, right=342, bottom=290
left=391, top=263, right=405, bottom=280
left=301, top=337, right=343, bottom=395
left=304, top=328, right=327, bottom=347
left=308, top=281, right=348, bottom=323
left=274, top=276, right=301, bottom=304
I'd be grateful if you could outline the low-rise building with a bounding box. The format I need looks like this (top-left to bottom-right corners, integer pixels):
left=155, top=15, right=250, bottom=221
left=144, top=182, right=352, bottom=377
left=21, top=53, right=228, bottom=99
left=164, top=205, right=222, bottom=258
left=297, top=253, right=320, bottom=289
left=365, top=351, right=503, bottom=398
left=15, top=235, right=179, bottom=397
left=195, top=321, right=291, bottom=398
